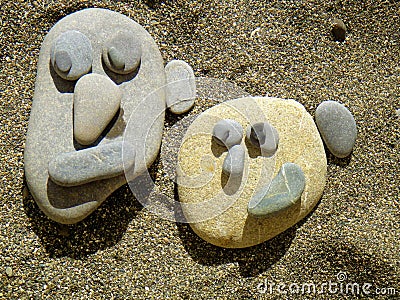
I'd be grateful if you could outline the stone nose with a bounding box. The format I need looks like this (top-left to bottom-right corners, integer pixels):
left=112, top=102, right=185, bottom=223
left=73, top=73, right=122, bottom=145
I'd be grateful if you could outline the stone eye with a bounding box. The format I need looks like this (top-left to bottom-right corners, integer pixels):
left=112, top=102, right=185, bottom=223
left=50, top=30, right=93, bottom=81
left=246, top=122, right=279, bottom=157
left=102, top=32, right=142, bottom=75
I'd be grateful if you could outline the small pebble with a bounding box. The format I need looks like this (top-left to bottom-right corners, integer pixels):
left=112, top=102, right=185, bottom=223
left=332, top=18, right=346, bottom=42
left=212, top=119, right=243, bottom=148
left=246, top=122, right=279, bottom=157
left=102, top=32, right=142, bottom=74
left=222, top=144, right=245, bottom=177
left=5, top=267, right=13, bottom=277
left=248, top=162, right=305, bottom=218
left=165, top=60, right=196, bottom=114
left=315, top=100, right=357, bottom=158
left=396, top=108, right=400, bottom=118
left=50, top=30, right=93, bottom=80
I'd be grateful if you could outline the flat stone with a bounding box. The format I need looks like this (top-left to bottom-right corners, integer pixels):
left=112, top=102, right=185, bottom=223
left=248, top=162, right=305, bottom=218
left=102, top=31, right=142, bottom=74
left=315, top=100, right=357, bottom=158
left=246, top=122, right=279, bottom=157
left=50, top=30, right=93, bottom=80
left=73, top=73, right=122, bottom=145
left=332, top=18, right=346, bottom=42
left=48, top=141, right=135, bottom=186
left=165, top=60, right=196, bottom=114
left=177, top=97, right=327, bottom=248
left=222, top=144, right=245, bottom=177
left=212, top=119, right=243, bottom=148
left=24, top=8, right=167, bottom=224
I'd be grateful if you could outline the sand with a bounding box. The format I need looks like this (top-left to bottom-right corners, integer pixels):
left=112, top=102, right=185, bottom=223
left=0, top=0, right=399, bottom=299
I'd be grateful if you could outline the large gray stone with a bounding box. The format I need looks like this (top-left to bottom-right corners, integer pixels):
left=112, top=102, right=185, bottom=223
left=24, top=8, right=167, bottom=224
left=315, top=100, right=357, bottom=158
left=248, top=162, right=305, bottom=218
left=73, top=73, right=122, bottom=145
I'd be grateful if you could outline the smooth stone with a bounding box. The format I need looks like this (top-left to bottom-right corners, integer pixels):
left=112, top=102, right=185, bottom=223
left=73, top=73, right=122, bottom=145
left=222, top=144, right=245, bottom=177
left=50, top=30, right=92, bottom=80
left=315, top=100, right=357, bottom=158
left=248, top=162, right=305, bottom=218
left=48, top=141, right=134, bottom=186
left=212, top=119, right=243, bottom=148
left=24, top=8, right=167, bottom=224
left=332, top=18, right=346, bottom=42
left=246, top=122, right=279, bottom=157
left=5, top=267, right=12, bottom=277
left=102, top=31, right=142, bottom=74
left=177, top=97, right=327, bottom=248
left=165, top=60, right=196, bottom=114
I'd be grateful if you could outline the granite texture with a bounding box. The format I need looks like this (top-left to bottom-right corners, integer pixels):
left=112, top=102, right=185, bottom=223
left=177, top=97, right=327, bottom=248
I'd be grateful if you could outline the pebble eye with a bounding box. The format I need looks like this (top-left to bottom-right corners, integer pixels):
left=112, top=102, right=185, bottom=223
left=102, top=32, right=142, bottom=75
left=50, top=30, right=93, bottom=81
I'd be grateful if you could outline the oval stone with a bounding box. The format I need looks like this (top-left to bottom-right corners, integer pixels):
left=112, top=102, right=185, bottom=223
left=222, top=144, right=245, bottom=177
left=212, top=119, right=243, bottom=148
left=177, top=97, right=327, bottom=248
left=315, top=101, right=357, bottom=158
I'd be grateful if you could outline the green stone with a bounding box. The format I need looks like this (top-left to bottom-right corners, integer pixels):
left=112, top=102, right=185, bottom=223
left=248, top=162, right=305, bottom=218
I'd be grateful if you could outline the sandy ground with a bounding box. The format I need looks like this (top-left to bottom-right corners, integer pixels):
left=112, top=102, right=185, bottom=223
left=0, top=0, right=399, bottom=299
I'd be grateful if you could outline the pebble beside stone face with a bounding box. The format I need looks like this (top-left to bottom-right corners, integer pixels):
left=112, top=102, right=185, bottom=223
left=50, top=30, right=93, bottom=80
left=315, top=100, right=357, bottom=158
left=246, top=122, right=279, bottom=157
left=212, top=119, right=243, bottom=148
left=248, top=162, right=305, bottom=218
left=222, top=144, right=245, bottom=177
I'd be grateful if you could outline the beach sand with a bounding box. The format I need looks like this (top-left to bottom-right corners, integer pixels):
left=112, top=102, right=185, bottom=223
left=0, top=0, right=399, bottom=298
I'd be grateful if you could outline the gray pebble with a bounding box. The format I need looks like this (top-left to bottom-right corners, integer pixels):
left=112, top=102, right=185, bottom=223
left=165, top=60, right=196, bottom=114
left=248, top=162, right=305, bottom=218
left=50, top=30, right=93, bottom=80
left=48, top=141, right=134, bottom=187
left=246, top=122, right=279, bottom=157
left=212, top=119, right=243, bottom=148
left=332, top=18, right=346, bottom=42
left=315, top=100, right=357, bottom=158
left=222, top=144, right=245, bottom=177
left=102, top=32, right=142, bottom=75
left=73, top=73, right=122, bottom=145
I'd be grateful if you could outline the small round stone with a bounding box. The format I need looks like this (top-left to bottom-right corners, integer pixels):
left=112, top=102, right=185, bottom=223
left=332, top=18, right=346, bottom=42
left=102, top=32, right=142, bottom=74
left=315, top=100, right=357, bottom=158
left=212, top=119, right=243, bottom=148
left=396, top=108, right=400, bottom=118
left=222, top=144, right=245, bottom=177
left=246, top=122, right=279, bottom=157
left=248, top=162, right=305, bottom=218
left=5, top=267, right=12, bottom=277
left=50, top=30, right=93, bottom=80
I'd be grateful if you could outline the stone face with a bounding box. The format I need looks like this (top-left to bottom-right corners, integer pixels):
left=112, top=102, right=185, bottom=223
left=165, top=60, right=196, bottom=114
left=50, top=30, right=93, bottom=80
left=24, top=8, right=167, bottom=224
left=246, top=122, right=279, bottom=157
left=48, top=141, right=135, bottom=186
left=102, top=32, right=142, bottom=74
left=248, top=162, right=305, bottom=218
left=222, top=144, right=245, bottom=177
left=212, top=119, right=243, bottom=148
left=73, top=73, right=122, bottom=145
left=177, top=97, right=327, bottom=248
left=315, top=100, right=357, bottom=158
left=332, top=18, right=346, bottom=42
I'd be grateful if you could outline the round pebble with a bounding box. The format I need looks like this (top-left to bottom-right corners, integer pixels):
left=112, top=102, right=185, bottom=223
left=315, top=100, right=357, bottom=158
left=5, top=267, right=12, bottom=277
left=246, top=122, right=279, bottom=157
left=50, top=30, right=93, bottom=80
left=102, top=32, right=142, bottom=74
left=212, top=119, right=243, bottom=148
left=332, top=18, right=346, bottom=42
